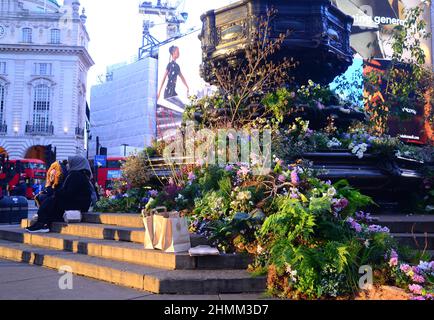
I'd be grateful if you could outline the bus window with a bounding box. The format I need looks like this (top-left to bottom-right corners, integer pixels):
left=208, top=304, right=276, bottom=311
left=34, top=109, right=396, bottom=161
left=107, top=160, right=123, bottom=169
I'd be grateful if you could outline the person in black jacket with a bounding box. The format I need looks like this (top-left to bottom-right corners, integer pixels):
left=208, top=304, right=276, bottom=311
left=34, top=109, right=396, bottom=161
left=26, top=156, right=93, bottom=233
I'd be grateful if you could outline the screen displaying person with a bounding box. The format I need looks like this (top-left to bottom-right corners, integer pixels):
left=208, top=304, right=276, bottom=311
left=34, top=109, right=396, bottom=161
left=157, top=46, right=190, bottom=110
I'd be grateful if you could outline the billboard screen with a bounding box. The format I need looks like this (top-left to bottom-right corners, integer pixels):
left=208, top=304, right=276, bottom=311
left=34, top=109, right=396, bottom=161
left=332, top=0, right=432, bottom=143
left=334, top=0, right=432, bottom=61
left=156, top=30, right=213, bottom=141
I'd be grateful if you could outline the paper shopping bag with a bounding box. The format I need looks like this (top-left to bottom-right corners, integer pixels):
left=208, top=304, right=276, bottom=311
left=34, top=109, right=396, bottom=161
left=153, top=214, right=167, bottom=250
left=162, top=215, right=191, bottom=253
left=141, top=210, right=154, bottom=250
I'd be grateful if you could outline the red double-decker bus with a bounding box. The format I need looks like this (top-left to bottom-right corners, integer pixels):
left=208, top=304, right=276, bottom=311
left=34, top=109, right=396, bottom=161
left=7, top=159, right=47, bottom=199
left=94, top=157, right=126, bottom=191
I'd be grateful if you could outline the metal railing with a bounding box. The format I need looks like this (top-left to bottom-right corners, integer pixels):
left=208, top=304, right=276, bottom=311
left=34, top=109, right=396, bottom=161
left=75, top=127, right=85, bottom=137
left=25, top=122, right=54, bottom=135
left=0, top=122, right=6, bottom=134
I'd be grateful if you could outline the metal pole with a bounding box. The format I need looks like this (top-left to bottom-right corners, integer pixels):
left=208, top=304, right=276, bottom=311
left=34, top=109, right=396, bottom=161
left=96, top=136, right=100, bottom=156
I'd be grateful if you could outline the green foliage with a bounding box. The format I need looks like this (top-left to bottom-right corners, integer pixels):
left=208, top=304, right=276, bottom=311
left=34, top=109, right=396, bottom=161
left=260, top=197, right=316, bottom=243
left=333, top=180, right=375, bottom=217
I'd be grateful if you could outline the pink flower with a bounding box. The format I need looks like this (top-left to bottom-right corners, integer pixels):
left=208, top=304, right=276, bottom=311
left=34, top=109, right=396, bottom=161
left=237, top=166, right=250, bottom=176
left=389, top=257, right=399, bottom=267
left=278, top=175, right=286, bottom=183
left=400, top=264, right=411, bottom=274
left=187, top=172, right=196, bottom=181
left=409, top=284, right=423, bottom=295
left=412, top=274, right=425, bottom=284
left=291, top=170, right=300, bottom=186
left=411, top=296, right=426, bottom=300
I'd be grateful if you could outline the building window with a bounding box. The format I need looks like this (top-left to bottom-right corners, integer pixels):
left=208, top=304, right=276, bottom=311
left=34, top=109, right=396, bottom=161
left=34, top=63, right=52, bottom=76
left=50, top=29, right=60, bottom=44
left=33, top=84, right=50, bottom=131
left=22, top=28, right=32, bottom=43
left=0, top=84, right=5, bottom=124
left=0, top=62, right=6, bottom=75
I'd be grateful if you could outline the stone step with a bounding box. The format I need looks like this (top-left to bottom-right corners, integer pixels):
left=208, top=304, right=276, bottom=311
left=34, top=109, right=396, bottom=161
left=21, top=220, right=208, bottom=247
left=374, top=215, right=434, bottom=234
left=0, top=227, right=251, bottom=270
left=392, top=233, right=434, bottom=250
left=83, top=213, right=143, bottom=228
left=0, top=239, right=265, bottom=294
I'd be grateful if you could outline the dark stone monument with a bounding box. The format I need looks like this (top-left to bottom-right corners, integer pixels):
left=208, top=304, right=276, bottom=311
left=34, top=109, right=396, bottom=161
left=197, top=0, right=423, bottom=211
left=199, top=0, right=354, bottom=85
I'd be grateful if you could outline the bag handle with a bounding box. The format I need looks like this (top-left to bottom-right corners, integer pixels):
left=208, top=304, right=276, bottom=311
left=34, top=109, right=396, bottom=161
left=151, top=207, right=168, bottom=215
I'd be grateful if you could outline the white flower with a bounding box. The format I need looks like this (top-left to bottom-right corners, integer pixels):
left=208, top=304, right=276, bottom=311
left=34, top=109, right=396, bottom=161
left=327, top=138, right=342, bottom=149
left=327, top=187, right=337, bottom=198
left=364, top=240, right=370, bottom=248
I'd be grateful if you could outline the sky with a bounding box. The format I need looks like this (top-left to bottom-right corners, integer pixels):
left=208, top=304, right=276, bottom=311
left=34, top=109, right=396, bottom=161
left=78, top=0, right=238, bottom=91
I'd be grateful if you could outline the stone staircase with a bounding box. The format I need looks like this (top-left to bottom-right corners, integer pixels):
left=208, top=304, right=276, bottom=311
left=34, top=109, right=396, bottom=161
left=0, top=213, right=265, bottom=295
left=373, top=214, right=434, bottom=256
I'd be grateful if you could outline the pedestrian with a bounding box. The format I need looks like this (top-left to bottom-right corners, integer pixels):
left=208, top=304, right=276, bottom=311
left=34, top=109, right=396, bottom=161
left=26, top=156, right=94, bottom=233
left=34, top=161, right=64, bottom=208
left=12, top=178, right=27, bottom=197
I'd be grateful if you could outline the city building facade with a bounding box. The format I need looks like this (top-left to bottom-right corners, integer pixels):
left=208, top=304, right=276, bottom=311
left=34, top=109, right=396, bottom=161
left=0, top=0, right=93, bottom=161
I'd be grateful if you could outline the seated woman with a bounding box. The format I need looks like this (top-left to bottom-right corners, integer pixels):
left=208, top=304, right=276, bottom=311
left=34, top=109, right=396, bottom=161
left=26, top=156, right=93, bottom=234
left=34, top=161, right=65, bottom=208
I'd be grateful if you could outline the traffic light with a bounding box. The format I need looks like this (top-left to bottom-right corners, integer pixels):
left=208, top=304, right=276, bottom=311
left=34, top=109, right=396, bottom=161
left=99, top=147, right=108, bottom=156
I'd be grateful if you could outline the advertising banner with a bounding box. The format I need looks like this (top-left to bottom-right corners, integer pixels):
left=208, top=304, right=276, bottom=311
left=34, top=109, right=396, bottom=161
left=334, top=0, right=432, bottom=61
left=333, top=0, right=432, bottom=143
left=156, top=30, right=213, bottom=141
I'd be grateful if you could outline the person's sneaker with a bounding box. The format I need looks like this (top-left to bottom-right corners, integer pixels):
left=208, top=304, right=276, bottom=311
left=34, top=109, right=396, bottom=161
left=26, top=222, right=50, bottom=234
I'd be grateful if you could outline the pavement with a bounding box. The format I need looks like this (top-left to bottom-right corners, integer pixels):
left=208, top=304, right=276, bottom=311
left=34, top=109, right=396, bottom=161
left=0, top=259, right=268, bottom=300
left=0, top=200, right=268, bottom=300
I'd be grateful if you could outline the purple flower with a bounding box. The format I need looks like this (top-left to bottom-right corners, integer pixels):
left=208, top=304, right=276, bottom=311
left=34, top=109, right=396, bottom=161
left=346, top=217, right=362, bottom=233
left=290, top=192, right=300, bottom=199
left=278, top=175, right=286, bottom=183
left=148, top=190, right=158, bottom=197
left=368, top=225, right=390, bottom=234
left=340, top=198, right=349, bottom=209
left=411, top=296, right=426, bottom=300
left=333, top=198, right=349, bottom=212
left=305, top=129, right=314, bottom=138
left=188, top=172, right=197, bottom=181
left=225, top=165, right=234, bottom=172
left=291, top=170, right=300, bottom=186
left=355, top=211, right=373, bottom=223
left=409, top=284, right=423, bottom=295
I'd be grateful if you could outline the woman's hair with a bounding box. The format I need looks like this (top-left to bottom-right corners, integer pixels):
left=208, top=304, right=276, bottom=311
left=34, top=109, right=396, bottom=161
left=169, top=46, right=178, bottom=61
left=45, top=161, right=64, bottom=188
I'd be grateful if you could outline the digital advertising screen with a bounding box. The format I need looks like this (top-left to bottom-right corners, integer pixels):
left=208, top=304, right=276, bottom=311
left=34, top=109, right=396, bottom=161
left=156, top=30, right=214, bottom=141
left=333, top=0, right=433, bottom=143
